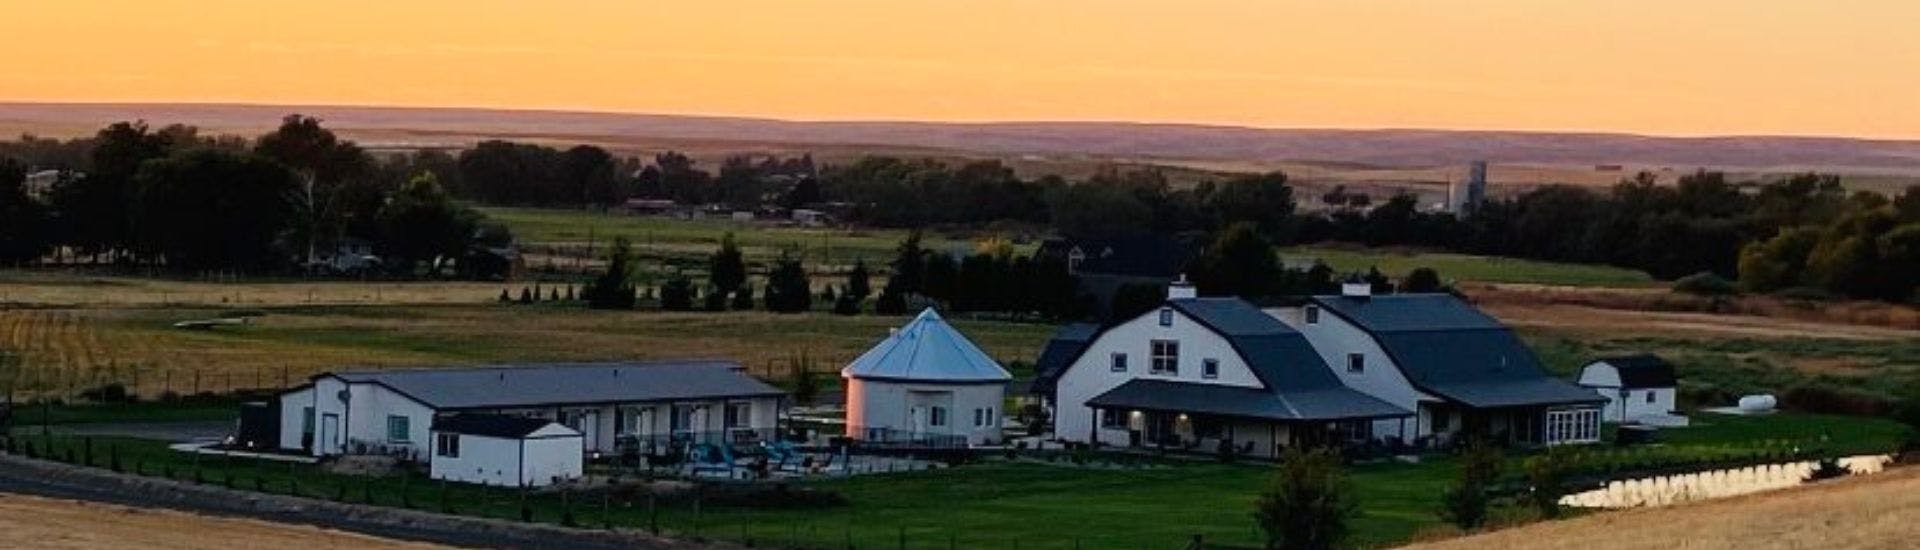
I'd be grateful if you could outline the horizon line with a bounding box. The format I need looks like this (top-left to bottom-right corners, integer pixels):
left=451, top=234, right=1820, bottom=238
left=4, top=99, right=1918, bottom=144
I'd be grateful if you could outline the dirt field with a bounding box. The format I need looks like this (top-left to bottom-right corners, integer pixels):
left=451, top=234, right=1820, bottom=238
left=0, top=493, right=447, bottom=550
left=1399, top=466, right=1920, bottom=550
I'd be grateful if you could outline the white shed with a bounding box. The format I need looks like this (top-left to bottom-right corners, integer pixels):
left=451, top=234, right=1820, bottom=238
left=1578, top=355, right=1686, bottom=427
left=429, top=415, right=584, bottom=487
left=843, top=308, right=1011, bottom=446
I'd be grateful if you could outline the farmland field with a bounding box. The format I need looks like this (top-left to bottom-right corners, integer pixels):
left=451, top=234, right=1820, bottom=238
left=0, top=493, right=446, bottom=550
left=1283, top=246, right=1658, bottom=288
left=1401, top=461, right=1920, bottom=550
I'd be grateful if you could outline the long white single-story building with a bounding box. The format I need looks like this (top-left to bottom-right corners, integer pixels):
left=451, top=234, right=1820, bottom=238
left=428, top=414, right=584, bottom=487
left=272, top=361, right=787, bottom=464
left=843, top=308, right=1012, bottom=446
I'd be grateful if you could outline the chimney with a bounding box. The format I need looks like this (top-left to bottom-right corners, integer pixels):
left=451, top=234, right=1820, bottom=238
left=1167, top=274, right=1197, bottom=300
left=1340, top=281, right=1372, bottom=299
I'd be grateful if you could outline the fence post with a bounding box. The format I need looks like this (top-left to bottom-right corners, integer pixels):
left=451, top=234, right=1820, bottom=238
left=648, top=494, right=659, bottom=534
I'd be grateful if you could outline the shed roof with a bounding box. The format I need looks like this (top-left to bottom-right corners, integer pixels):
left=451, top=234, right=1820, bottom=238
left=1588, top=354, right=1678, bottom=389
left=842, top=309, right=1011, bottom=383
left=1310, top=294, right=1605, bottom=408
left=324, top=361, right=785, bottom=410
left=431, top=414, right=572, bottom=439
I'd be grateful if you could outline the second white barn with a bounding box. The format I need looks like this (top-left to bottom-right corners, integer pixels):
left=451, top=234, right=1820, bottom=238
left=428, top=414, right=584, bottom=487
left=843, top=308, right=1011, bottom=446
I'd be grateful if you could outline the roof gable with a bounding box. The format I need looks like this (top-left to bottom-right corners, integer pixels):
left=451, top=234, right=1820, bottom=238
left=1310, top=294, right=1604, bottom=408
left=1590, top=354, right=1678, bottom=389
left=432, top=414, right=574, bottom=439
left=842, top=309, right=1011, bottom=382
left=1027, top=323, right=1100, bottom=394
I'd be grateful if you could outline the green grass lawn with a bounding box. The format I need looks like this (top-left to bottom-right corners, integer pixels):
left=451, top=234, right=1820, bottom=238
left=10, top=411, right=1905, bottom=550
left=479, top=207, right=994, bottom=267
left=1283, top=246, right=1656, bottom=288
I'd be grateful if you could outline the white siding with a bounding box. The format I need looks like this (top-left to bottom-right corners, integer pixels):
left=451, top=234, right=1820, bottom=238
left=845, top=378, right=1006, bottom=445
left=1578, top=362, right=1679, bottom=424
left=306, top=377, right=435, bottom=458
left=1054, top=307, right=1265, bottom=447
left=1269, top=306, right=1437, bottom=441
left=428, top=425, right=582, bottom=488
left=521, top=431, right=585, bottom=486
left=276, top=387, right=316, bottom=452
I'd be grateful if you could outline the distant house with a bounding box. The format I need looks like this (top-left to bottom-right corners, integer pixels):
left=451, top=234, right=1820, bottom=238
left=23, top=170, right=63, bottom=199
left=1047, top=282, right=1411, bottom=457
left=1578, top=355, right=1685, bottom=426
left=1271, top=286, right=1607, bottom=447
left=428, top=414, right=583, bottom=487
left=843, top=309, right=1011, bottom=446
left=313, top=237, right=380, bottom=274
left=1035, top=235, right=1198, bottom=317
left=270, top=361, right=787, bottom=469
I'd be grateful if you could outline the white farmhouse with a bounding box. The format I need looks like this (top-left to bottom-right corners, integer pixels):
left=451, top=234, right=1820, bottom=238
left=1577, top=354, right=1686, bottom=426
left=428, top=414, right=584, bottom=487
left=842, top=308, right=1011, bottom=446
left=1270, top=285, right=1607, bottom=447
left=1041, top=284, right=1412, bottom=458
left=273, top=361, right=787, bottom=465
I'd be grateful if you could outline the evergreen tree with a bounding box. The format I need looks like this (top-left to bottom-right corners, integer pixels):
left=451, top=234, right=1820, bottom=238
left=890, top=231, right=926, bottom=295
left=1254, top=447, right=1357, bottom=550
left=1402, top=267, right=1443, bottom=293
left=709, top=232, right=747, bottom=294
left=703, top=285, right=727, bottom=311
left=1439, top=440, right=1502, bottom=530
left=764, top=251, right=813, bottom=313
left=731, top=283, right=755, bottom=310
left=582, top=237, right=637, bottom=309
left=847, top=259, right=873, bottom=300
left=659, top=275, right=695, bottom=311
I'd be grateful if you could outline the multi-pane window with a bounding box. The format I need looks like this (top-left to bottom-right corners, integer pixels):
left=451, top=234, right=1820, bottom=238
left=1110, top=352, right=1128, bottom=372
left=1201, top=359, right=1219, bottom=379
left=930, top=406, right=948, bottom=427
left=724, top=402, right=751, bottom=428
left=386, top=415, right=410, bottom=442
left=974, top=408, right=986, bottom=427
left=671, top=405, right=696, bottom=433
left=1347, top=353, right=1365, bottom=374
left=1099, top=409, right=1126, bottom=429
left=1546, top=408, right=1601, bottom=445
left=435, top=432, right=460, bottom=458
left=985, top=407, right=994, bottom=427
left=1150, top=340, right=1179, bottom=375
left=302, top=407, right=315, bottom=435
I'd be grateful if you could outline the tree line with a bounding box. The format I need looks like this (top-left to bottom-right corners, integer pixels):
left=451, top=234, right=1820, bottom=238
left=0, top=116, right=509, bottom=276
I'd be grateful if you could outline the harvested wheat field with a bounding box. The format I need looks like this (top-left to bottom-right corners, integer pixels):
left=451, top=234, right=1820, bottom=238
left=1400, top=467, right=1920, bottom=550
left=0, top=493, right=447, bottom=549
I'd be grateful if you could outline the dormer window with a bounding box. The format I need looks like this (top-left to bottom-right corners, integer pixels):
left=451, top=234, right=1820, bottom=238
left=1305, top=306, right=1320, bottom=325
left=1158, top=308, right=1174, bottom=327
left=1347, top=353, right=1365, bottom=374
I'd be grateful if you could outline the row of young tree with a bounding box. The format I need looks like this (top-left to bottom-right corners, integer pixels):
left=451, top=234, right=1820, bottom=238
left=445, top=143, right=820, bottom=210
left=0, top=117, right=509, bottom=276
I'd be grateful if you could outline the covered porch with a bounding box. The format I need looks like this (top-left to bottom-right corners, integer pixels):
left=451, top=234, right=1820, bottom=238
left=1084, top=380, right=1413, bottom=459
left=1424, top=402, right=1604, bottom=448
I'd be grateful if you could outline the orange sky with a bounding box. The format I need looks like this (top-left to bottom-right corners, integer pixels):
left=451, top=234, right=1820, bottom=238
left=4, top=0, right=1917, bottom=138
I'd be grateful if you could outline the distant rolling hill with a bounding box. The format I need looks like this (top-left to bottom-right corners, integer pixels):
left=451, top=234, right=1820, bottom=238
left=5, top=102, right=1920, bottom=180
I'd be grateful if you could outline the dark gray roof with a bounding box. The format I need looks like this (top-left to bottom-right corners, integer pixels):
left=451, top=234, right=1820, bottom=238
left=1041, top=235, right=1196, bottom=278
left=1310, top=294, right=1605, bottom=408
left=1089, top=379, right=1407, bottom=422
left=431, top=414, right=566, bottom=438
left=1589, top=354, right=1677, bottom=389
left=1027, top=323, right=1099, bottom=395
left=1164, top=298, right=1410, bottom=420
left=324, top=361, right=786, bottom=410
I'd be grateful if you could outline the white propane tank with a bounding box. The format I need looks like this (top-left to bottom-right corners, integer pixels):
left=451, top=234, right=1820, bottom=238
left=1737, top=394, right=1777, bottom=413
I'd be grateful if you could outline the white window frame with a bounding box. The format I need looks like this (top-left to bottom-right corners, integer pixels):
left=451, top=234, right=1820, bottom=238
left=724, top=402, right=752, bottom=429
left=435, top=432, right=460, bottom=458
left=1545, top=408, right=1601, bottom=445
left=1201, top=358, right=1219, bottom=380
left=930, top=406, right=948, bottom=427
left=1099, top=409, right=1126, bottom=429
left=1150, top=339, right=1179, bottom=375
left=386, top=415, right=411, bottom=443
left=1347, top=353, right=1365, bottom=374
left=1110, top=352, right=1128, bottom=372
left=1158, top=308, right=1174, bottom=327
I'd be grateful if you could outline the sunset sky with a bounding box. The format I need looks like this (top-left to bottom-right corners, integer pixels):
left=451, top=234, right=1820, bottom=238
left=5, top=0, right=1917, bottom=138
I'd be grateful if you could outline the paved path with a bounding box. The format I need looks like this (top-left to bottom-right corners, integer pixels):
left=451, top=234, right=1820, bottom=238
left=0, top=453, right=719, bottom=550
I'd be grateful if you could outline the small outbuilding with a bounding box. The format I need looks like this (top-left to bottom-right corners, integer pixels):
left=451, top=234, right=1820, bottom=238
left=843, top=308, right=1011, bottom=446
left=1577, top=354, right=1686, bottom=426
left=428, top=414, right=584, bottom=487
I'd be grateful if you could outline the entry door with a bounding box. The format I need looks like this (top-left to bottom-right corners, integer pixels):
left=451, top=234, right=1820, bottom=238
left=580, top=410, right=600, bottom=450
left=909, top=406, right=927, bottom=436
left=320, top=413, right=340, bottom=454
